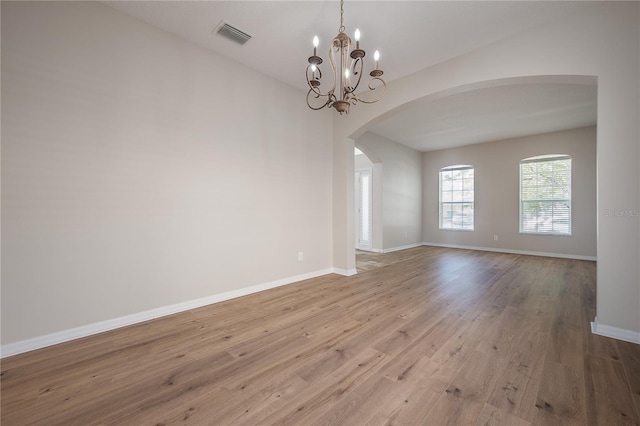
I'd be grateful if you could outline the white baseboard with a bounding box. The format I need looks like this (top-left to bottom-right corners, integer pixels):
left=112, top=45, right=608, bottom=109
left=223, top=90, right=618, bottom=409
left=422, top=242, right=597, bottom=261
left=332, top=267, right=358, bottom=276
left=356, top=243, right=422, bottom=254
left=0, top=268, right=335, bottom=358
left=356, top=247, right=383, bottom=253
left=383, top=243, right=424, bottom=254
left=591, top=319, right=640, bottom=345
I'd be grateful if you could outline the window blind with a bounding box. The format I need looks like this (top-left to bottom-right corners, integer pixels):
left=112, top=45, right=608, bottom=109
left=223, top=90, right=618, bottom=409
left=519, top=155, right=571, bottom=235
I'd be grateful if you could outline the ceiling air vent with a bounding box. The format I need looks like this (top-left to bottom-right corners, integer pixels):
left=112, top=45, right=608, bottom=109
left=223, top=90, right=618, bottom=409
left=214, top=21, right=252, bottom=45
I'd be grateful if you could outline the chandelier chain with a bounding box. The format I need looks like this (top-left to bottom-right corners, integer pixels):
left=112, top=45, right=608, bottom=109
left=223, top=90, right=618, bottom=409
left=339, top=0, right=345, bottom=33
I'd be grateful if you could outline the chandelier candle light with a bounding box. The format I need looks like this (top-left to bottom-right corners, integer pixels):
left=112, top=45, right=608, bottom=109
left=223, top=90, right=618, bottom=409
left=306, top=0, right=386, bottom=115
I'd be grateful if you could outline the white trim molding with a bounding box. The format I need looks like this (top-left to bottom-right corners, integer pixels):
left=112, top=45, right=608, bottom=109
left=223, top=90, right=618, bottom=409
left=422, top=242, right=597, bottom=261
left=356, top=247, right=384, bottom=253
left=356, top=243, right=423, bottom=254
left=591, top=318, right=640, bottom=345
left=383, top=243, right=424, bottom=254
left=332, top=267, right=358, bottom=276
left=1, top=268, right=335, bottom=358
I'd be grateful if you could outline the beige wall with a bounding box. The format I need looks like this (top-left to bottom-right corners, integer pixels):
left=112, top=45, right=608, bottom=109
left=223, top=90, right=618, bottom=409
left=422, top=127, right=597, bottom=258
left=1, top=2, right=333, bottom=346
left=356, top=132, right=423, bottom=251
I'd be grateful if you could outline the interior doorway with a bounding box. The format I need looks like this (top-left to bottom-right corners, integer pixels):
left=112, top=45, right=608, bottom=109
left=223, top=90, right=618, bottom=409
left=354, top=146, right=378, bottom=251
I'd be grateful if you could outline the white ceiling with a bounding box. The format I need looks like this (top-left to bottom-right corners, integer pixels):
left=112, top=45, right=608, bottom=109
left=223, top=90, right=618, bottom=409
left=369, top=83, right=597, bottom=152
left=105, top=1, right=599, bottom=151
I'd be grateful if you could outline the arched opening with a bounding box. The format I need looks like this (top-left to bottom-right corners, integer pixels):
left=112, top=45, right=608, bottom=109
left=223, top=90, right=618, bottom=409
left=341, top=75, right=597, bottom=272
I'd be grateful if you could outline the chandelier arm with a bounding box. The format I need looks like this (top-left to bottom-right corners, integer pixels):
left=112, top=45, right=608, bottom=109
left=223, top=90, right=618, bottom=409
left=306, top=89, right=333, bottom=110
left=350, top=77, right=387, bottom=104
left=306, top=63, right=329, bottom=97
left=368, top=76, right=386, bottom=94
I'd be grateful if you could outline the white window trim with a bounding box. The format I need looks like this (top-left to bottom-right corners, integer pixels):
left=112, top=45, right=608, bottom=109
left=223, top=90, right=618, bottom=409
left=439, top=165, right=475, bottom=231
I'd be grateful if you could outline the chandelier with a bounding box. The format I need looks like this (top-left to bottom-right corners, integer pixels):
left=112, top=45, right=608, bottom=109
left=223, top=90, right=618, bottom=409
left=306, top=0, right=386, bottom=115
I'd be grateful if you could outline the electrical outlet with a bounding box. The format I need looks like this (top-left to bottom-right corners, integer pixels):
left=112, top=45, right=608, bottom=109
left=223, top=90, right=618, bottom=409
left=494, top=235, right=499, bottom=241
left=298, top=252, right=304, bottom=261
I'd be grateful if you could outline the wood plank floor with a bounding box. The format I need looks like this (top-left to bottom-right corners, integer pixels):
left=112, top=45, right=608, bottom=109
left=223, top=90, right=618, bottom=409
left=2, top=247, right=639, bottom=425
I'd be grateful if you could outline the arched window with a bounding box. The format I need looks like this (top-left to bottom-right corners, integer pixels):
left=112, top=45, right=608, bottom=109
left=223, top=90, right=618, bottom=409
left=439, top=165, right=474, bottom=230
left=520, top=155, right=571, bottom=235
